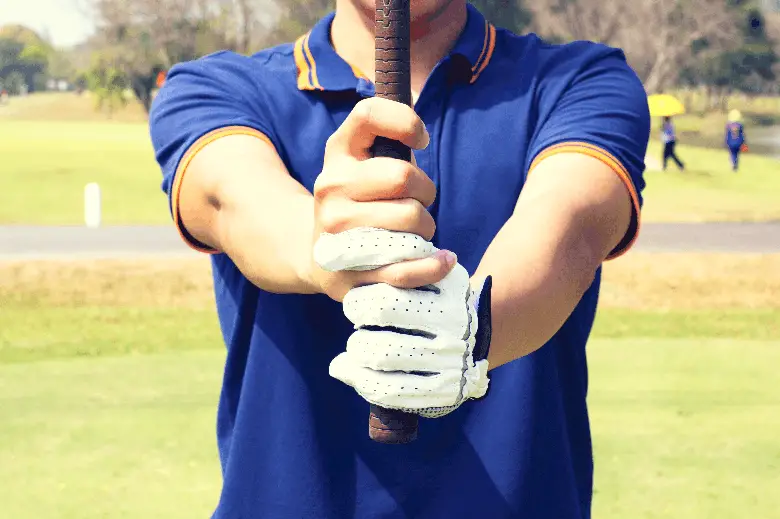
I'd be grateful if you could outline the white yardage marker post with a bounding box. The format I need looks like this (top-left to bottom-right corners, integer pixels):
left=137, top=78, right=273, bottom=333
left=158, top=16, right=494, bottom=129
left=84, top=182, right=102, bottom=228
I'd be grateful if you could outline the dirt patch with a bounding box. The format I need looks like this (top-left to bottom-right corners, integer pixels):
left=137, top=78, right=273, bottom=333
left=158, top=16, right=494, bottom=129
left=600, top=252, right=780, bottom=310
left=0, top=258, right=214, bottom=309
left=2, top=252, right=778, bottom=312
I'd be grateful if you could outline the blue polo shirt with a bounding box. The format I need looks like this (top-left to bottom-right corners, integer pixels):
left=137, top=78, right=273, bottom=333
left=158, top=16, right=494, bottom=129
left=150, top=5, right=649, bottom=518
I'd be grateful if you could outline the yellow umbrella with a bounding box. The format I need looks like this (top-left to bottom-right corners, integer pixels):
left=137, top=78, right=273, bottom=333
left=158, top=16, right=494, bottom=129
left=647, top=94, right=686, bottom=117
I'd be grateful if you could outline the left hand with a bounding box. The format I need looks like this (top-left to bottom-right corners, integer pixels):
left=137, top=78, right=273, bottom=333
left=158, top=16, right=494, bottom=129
left=315, top=227, right=493, bottom=418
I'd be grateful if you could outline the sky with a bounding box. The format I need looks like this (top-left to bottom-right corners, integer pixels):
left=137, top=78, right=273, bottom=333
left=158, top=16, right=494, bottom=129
left=1, top=0, right=94, bottom=47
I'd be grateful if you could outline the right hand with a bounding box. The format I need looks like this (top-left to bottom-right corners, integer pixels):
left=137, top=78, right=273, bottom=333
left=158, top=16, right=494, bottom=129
left=307, top=97, right=457, bottom=302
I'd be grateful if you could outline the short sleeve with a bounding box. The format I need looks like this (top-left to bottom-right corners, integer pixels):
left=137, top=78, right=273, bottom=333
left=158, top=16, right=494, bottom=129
left=149, top=51, right=277, bottom=252
left=527, top=46, right=650, bottom=259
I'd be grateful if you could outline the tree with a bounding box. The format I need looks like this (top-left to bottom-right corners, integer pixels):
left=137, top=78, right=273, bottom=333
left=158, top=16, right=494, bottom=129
left=0, top=25, right=52, bottom=93
left=86, top=58, right=129, bottom=116
left=529, top=0, right=622, bottom=44
left=2, top=71, right=26, bottom=95
left=83, top=0, right=248, bottom=112
left=691, top=0, right=778, bottom=95
left=265, top=0, right=333, bottom=44
left=616, top=0, right=739, bottom=93
left=468, top=0, right=532, bottom=35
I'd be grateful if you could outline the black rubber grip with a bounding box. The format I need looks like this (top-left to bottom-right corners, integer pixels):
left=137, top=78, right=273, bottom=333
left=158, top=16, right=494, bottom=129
left=368, top=0, right=419, bottom=445
left=372, top=0, right=412, bottom=163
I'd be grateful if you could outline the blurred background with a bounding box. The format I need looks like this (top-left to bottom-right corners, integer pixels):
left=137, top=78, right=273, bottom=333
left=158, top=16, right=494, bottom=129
left=1, top=1, right=778, bottom=518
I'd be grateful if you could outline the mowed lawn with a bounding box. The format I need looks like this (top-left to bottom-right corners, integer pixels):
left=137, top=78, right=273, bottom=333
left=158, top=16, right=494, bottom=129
left=643, top=141, right=780, bottom=222
left=0, top=93, right=167, bottom=225
left=3, top=93, right=780, bottom=224
left=1, top=254, right=779, bottom=518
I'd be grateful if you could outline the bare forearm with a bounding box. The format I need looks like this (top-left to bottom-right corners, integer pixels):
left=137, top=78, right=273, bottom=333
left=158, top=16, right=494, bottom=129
left=179, top=134, right=318, bottom=294
left=473, top=153, right=634, bottom=370
left=216, top=173, right=318, bottom=294
left=474, top=202, right=602, bottom=369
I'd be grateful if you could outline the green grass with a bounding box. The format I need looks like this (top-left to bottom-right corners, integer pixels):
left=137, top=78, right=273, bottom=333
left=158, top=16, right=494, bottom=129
left=0, top=306, right=222, bottom=363
left=1, top=255, right=779, bottom=518
left=0, top=351, right=223, bottom=519
left=589, top=339, right=780, bottom=519
left=593, top=308, right=780, bottom=340
left=0, top=120, right=168, bottom=224
left=3, top=93, right=780, bottom=224
left=4, top=117, right=779, bottom=224
left=642, top=142, right=780, bottom=222
left=2, top=334, right=777, bottom=518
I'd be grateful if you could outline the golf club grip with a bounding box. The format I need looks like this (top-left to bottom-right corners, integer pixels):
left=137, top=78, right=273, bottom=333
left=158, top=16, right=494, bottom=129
left=373, top=0, right=412, bottom=162
left=368, top=0, right=419, bottom=445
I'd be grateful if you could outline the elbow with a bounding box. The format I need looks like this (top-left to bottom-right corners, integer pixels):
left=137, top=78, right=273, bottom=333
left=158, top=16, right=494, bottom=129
left=573, top=221, right=615, bottom=289
left=575, top=237, right=602, bottom=294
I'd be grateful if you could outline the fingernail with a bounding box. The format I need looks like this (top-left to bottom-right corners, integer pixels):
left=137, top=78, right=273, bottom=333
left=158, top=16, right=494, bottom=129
left=436, top=250, right=457, bottom=266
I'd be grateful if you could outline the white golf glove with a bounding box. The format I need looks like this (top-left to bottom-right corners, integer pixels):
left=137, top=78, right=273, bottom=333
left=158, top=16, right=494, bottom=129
left=314, top=227, right=493, bottom=418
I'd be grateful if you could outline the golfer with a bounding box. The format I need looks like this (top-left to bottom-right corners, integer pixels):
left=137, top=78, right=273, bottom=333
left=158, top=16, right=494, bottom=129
left=149, top=2, right=650, bottom=518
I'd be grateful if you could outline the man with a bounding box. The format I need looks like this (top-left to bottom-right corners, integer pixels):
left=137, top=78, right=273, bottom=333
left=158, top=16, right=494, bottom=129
left=149, top=1, right=650, bottom=518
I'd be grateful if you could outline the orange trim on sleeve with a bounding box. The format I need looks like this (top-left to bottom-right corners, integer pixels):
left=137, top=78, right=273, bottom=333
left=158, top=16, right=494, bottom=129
left=171, top=126, right=273, bottom=254
left=471, top=24, right=496, bottom=84
left=528, top=142, right=642, bottom=260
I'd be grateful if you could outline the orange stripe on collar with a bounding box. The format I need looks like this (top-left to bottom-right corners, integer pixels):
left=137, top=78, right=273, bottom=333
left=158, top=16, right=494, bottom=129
left=294, top=34, right=313, bottom=90
left=471, top=24, right=496, bottom=84
left=472, top=20, right=490, bottom=73
left=303, top=33, right=323, bottom=90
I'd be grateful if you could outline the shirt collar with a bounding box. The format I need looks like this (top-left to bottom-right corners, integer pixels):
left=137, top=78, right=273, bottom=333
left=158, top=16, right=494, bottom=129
left=295, top=3, right=496, bottom=92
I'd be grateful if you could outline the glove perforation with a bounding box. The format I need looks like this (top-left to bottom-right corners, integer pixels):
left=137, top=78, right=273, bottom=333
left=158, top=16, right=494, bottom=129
left=317, top=227, right=491, bottom=419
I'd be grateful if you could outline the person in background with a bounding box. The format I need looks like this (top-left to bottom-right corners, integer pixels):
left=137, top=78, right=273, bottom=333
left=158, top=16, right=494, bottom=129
left=661, top=115, right=685, bottom=171
left=725, top=109, right=746, bottom=172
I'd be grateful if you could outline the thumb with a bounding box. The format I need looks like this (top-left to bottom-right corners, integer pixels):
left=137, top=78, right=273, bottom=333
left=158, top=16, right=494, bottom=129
left=358, top=250, right=457, bottom=289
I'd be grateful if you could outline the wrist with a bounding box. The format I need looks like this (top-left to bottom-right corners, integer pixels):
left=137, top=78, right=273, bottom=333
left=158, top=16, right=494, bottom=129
left=295, top=254, right=323, bottom=295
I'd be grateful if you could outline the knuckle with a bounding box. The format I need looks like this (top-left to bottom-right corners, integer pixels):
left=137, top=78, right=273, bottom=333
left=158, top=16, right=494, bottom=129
left=402, top=113, right=420, bottom=137
left=388, top=162, right=414, bottom=194
left=318, top=202, right=351, bottom=234
left=312, top=173, right=337, bottom=202
left=398, top=199, right=424, bottom=230
left=420, top=213, right=436, bottom=240
left=323, top=132, right=340, bottom=156
left=406, top=201, right=435, bottom=237
left=353, top=98, right=375, bottom=128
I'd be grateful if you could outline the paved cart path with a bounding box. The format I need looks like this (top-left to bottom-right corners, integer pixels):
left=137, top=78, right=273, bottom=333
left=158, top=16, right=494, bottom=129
left=0, top=222, right=778, bottom=260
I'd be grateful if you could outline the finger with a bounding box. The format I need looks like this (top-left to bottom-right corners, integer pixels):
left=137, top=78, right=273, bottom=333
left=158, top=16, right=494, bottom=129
left=344, top=157, right=436, bottom=207
left=318, top=198, right=436, bottom=239
left=314, top=228, right=437, bottom=272
left=342, top=277, right=470, bottom=337
left=330, top=357, right=463, bottom=409
left=345, top=330, right=464, bottom=372
left=325, top=97, right=429, bottom=161
left=358, top=249, right=457, bottom=288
